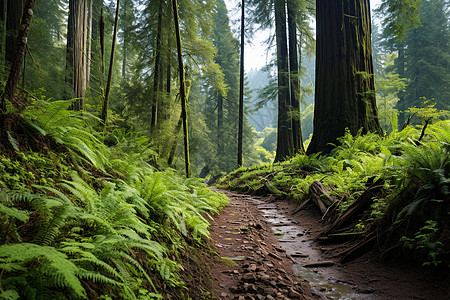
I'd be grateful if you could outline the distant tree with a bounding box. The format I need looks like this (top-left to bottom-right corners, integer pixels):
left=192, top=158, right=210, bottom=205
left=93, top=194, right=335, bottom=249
left=397, top=0, right=450, bottom=116
left=307, top=0, right=382, bottom=155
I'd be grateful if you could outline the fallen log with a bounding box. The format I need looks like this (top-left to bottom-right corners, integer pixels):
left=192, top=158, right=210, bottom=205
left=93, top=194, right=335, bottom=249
left=324, top=179, right=385, bottom=235
left=308, top=181, right=337, bottom=215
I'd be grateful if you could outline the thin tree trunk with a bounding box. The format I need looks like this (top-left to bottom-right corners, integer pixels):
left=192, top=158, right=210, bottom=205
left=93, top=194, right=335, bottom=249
left=274, top=0, right=293, bottom=162
left=151, top=0, right=163, bottom=133
left=168, top=112, right=182, bottom=166
left=1, top=0, right=35, bottom=113
left=172, top=0, right=190, bottom=178
left=100, top=8, right=105, bottom=74
left=307, top=0, right=382, bottom=155
left=87, top=0, right=93, bottom=86
left=237, top=0, right=244, bottom=167
left=101, top=0, right=120, bottom=125
left=5, top=0, right=23, bottom=68
left=287, top=0, right=305, bottom=155
left=121, top=0, right=127, bottom=78
left=218, top=92, right=223, bottom=156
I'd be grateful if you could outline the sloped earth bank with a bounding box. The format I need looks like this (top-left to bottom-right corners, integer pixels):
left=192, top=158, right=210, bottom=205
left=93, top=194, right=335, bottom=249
left=209, top=190, right=449, bottom=300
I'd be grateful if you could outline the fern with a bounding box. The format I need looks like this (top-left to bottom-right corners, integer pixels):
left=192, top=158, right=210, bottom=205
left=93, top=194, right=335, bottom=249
left=0, top=243, right=86, bottom=299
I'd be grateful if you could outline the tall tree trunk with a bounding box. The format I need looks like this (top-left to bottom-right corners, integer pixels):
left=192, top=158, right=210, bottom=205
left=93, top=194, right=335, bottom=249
left=237, top=0, right=244, bottom=167
left=66, top=0, right=87, bottom=110
left=87, top=0, right=93, bottom=86
left=151, top=0, right=163, bottom=133
left=287, top=0, right=305, bottom=155
left=5, top=0, right=23, bottom=68
left=121, top=0, right=127, bottom=78
left=307, top=0, right=382, bottom=155
left=1, top=0, right=35, bottom=113
left=99, top=8, right=105, bottom=74
left=172, top=0, right=190, bottom=178
left=274, top=0, right=293, bottom=162
left=101, top=0, right=120, bottom=125
left=0, top=0, right=5, bottom=58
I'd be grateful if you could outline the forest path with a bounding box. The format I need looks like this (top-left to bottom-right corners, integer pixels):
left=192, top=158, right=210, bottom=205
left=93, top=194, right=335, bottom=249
left=208, top=189, right=448, bottom=300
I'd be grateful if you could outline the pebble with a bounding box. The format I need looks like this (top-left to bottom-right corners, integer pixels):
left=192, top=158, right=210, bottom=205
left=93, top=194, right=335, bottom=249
left=288, top=289, right=302, bottom=299
left=242, top=273, right=256, bottom=283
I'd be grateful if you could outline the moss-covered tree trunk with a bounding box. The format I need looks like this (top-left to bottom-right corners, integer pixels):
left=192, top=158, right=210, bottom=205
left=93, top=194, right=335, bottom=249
left=307, top=0, right=382, bottom=155
left=274, top=0, right=293, bottom=162
left=0, top=0, right=35, bottom=113
left=287, top=0, right=305, bottom=155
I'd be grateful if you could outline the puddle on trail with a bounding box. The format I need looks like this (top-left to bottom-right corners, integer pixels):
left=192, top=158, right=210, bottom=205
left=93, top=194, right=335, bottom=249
left=250, top=197, right=374, bottom=300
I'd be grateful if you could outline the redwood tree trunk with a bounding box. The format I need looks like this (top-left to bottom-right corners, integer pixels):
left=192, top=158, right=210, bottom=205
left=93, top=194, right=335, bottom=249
left=1, top=0, right=35, bottom=112
left=274, top=0, right=293, bottom=162
left=5, top=0, right=23, bottom=68
left=307, top=0, right=382, bottom=155
left=0, top=0, right=5, bottom=57
left=66, top=0, right=87, bottom=110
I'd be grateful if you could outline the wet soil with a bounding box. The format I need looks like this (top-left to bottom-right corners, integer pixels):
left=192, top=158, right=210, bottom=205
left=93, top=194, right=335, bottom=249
left=210, top=190, right=449, bottom=300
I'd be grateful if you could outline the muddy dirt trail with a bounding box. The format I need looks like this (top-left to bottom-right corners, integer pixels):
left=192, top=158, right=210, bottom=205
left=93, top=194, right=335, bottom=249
left=209, top=190, right=449, bottom=300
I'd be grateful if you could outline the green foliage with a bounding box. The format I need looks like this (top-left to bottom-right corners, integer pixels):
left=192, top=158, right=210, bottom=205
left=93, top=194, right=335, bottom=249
left=400, top=220, right=443, bottom=266
left=0, top=243, right=86, bottom=299
left=0, top=98, right=229, bottom=298
left=219, top=120, right=450, bottom=265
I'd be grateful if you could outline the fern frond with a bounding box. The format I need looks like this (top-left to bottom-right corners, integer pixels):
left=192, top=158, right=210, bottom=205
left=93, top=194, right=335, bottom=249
left=0, top=243, right=86, bottom=299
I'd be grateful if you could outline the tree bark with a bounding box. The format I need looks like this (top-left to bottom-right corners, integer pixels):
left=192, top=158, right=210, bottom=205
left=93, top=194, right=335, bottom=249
left=1, top=0, right=35, bottom=113
left=307, top=0, right=382, bottom=155
left=237, top=0, right=244, bottom=167
left=5, top=0, right=24, bottom=68
left=274, top=0, right=293, bottom=162
left=172, top=0, right=190, bottom=178
left=287, top=0, right=305, bottom=155
left=101, top=0, right=120, bottom=125
left=66, top=0, right=87, bottom=110
left=0, top=0, right=5, bottom=57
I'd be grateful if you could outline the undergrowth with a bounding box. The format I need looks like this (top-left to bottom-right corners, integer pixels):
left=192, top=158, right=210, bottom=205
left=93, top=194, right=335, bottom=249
left=218, top=120, right=450, bottom=267
left=0, top=99, right=229, bottom=299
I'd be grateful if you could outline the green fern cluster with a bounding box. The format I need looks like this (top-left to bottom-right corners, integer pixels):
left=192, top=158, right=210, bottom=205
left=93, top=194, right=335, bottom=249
left=1, top=99, right=230, bottom=299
